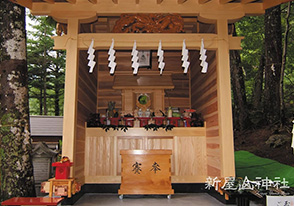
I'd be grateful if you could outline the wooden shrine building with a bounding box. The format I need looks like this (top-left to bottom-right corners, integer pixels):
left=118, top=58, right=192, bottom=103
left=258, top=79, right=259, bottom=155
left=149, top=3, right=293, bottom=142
left=12, top=0, right=291, bottom=192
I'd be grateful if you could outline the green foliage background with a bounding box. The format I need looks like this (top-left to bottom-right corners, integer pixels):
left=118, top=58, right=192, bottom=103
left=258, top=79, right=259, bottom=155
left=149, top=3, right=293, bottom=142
left=27, top=15, right=65, bottom=116
left=235, top=3, right=294, bottom=123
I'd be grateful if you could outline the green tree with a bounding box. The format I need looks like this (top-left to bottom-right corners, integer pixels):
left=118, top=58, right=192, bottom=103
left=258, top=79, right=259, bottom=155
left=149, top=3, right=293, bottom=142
left=27, top=15, right=65, bottom=116
left=234, top=2, right=294, bottom=128
left=264, top=5, right=283, bottom=125
left=0, top=0, right=35, bottom=201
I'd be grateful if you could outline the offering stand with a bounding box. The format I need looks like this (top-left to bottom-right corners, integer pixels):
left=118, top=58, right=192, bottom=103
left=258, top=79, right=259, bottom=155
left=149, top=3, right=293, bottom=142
left=118, top=149, right=174, bottom=199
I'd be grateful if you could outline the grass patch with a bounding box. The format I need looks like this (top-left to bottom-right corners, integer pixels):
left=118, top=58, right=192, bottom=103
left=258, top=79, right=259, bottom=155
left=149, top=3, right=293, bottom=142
left=235, top=150, right=294, bottom=187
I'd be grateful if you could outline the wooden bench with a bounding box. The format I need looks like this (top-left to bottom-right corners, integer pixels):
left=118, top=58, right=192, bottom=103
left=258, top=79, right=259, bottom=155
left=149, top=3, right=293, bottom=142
left=1, top=197, right=63, bottom=206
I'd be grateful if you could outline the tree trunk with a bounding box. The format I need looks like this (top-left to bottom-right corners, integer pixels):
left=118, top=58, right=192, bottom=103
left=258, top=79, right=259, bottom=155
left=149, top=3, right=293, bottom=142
left=0, top=0, right=36, bottom=201
left=264, top=5, right=282, bottom=125
left=43, top=74, right=47, bottom=115
left=43, top=28, right=47, bottom=115
left=230, top=49, right=250, bottom=131
left=253, top=54, right=265, bottom=111
left=280, top=2, right=292, bottom=125
left=54, top=86, right=60, bottom=116
left=39, top=89, right=43, bottom=115
left=230, top=25, right=250, bottom=131
left=54, top=52, right=60, bottom=116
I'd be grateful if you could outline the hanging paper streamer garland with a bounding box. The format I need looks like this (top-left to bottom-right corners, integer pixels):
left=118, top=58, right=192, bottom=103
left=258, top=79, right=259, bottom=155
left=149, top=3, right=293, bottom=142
left=181, top=39, right=190, bottom=74
left=87, top=39, right=96, bottom=73
left=108, top=39, right=117, bottom=74
left=157, top=40, right=165, bottom=75
left=131, top=41, right=139, bottom=75
left=200, top=38, right=208, bottom=73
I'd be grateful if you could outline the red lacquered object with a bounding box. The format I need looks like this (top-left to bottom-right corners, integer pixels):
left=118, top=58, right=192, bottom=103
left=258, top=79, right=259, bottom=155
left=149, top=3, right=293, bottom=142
left=1, top=197, right=63, bottom=206
left=167, top=117, right=181, bottom=127
left=100, top=117, right=106, bottom=124
left=123, top=117, right=135, bottom=127
left=52, top=161, right=73, bottom=179
left=137, top=117, right=150, bottom=127
left=183, top=117, right=192, bottom=127
left=153, top=117, right=165, bottom=126
left=110, top=117, right=120, bottom=126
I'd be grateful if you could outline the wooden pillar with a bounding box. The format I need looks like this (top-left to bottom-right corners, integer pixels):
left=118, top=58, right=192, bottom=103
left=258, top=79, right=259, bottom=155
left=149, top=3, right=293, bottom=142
left=216, top=18, right=235, bottom=177
left=62, top=18, right=80, bottom=171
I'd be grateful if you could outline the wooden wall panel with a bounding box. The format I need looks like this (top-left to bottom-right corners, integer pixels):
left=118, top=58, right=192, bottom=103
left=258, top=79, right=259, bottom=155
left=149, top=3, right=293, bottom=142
left=146, top=137, right=174, bottom=174
left=176, top=136, right=207, bottom=176
left=85, top=136, right=116, bottom=176
left=117, top=137, right=144, bottom=175
left=74, top=50, right=98, bottom=183
left=84, top=128, right=206, bottom=183
left=190, top=50, right=220, bottom=177
left=97, top=51, right=191, bottom=115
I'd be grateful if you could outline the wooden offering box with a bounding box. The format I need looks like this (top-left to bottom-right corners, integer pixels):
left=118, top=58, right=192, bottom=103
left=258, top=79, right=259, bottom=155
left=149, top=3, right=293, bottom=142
left=119, top=150, right=174, bottom=198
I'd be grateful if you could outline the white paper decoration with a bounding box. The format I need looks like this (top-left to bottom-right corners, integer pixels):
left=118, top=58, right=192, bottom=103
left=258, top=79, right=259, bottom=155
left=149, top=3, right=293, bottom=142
left=181, top=39, right=190, bottom=74
left=157, top=40, right=165, bottom=75
left=108, top=39, right=117, bottom=74
left=200, top=38, right=208, bottom=73
left=87, top=39, right=96, bottom=73
left=131, top=41, right=139, bottom=74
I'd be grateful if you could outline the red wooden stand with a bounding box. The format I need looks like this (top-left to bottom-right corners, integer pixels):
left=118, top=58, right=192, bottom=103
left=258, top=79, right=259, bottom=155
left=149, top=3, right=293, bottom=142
left=1, top=197, right=63, bottom=206
left=153, top=117, right=165, bottom=126
left=123, top=117, right=135, bottom=127
left=137, top=117, right=150, bottom=127
left=167, top=117, right=180, bottom=127
left=183, top=117, right=192, bottom=127
left=110, top=117, right=120, bottom=126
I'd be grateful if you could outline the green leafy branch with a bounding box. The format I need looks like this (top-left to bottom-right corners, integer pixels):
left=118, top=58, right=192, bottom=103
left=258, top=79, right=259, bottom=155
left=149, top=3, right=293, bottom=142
left=101, top=124, right=130, bottom=132
left=144, top=124, right=175, bottom=131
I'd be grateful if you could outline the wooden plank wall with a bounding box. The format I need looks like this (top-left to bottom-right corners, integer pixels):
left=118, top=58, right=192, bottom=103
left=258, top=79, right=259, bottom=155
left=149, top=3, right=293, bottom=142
left=85, top=128, right=207, bottom=183
left=75, top=50, right=98, bottom=183
left=190, top=50, right=220, bottom=177
left=97, top=51, right=190, bottom=115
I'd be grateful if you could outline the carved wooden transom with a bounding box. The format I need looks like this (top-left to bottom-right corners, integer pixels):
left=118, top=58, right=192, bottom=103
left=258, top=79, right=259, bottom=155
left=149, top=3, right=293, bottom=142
left=112, top=14, right=185, bottom=33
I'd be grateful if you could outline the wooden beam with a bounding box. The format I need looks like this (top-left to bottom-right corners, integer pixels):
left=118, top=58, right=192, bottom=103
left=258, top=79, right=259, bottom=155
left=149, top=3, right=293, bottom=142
left=65, top=0, right=76, bottom=3
left=157, top=0, right=163, bottom=4
left=215, top=18, right=235, bottom=178
left=178, top=0, right=188, bottom=3
left=30, top=1, right=264, bottom=17
left=43, top=0, right=55, bottom=4
left=241, top=0, right=255, bottom=4
left=53, top=33, right=243, bottom=50
left=228, top=35, right=244, bottom=50
left=219, top=0, right=232, bottom=4
left=62, top=18, right=79, bottom=175
left=198, top=0, right=211, bottom=4
left=112, top=0, right=118, bottom=3
left=88, top=0, right=97, bottom=4
left=51, top=11, right=97, bottom=24
left=10, top=0, right=32, bottom=9
left=199, top=10, right=245, bottom=24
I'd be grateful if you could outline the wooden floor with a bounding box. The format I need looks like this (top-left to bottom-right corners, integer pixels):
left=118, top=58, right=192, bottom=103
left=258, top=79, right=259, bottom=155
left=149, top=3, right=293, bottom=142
left=65, top=193, right=263, bottom=206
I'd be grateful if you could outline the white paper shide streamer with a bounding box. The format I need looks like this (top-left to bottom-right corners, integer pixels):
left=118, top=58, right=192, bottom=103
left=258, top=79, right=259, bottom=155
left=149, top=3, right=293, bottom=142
left=131, top=41, right=139, bottom=75
left=181, top=40, right=190, bottom=74
left=108, top=39, right=117, bottom=74
left=87, top=39, right=96, bottom=73
left=157, top=40, right=165, bottom=75
left=200, top=38, right=208, bottom=73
